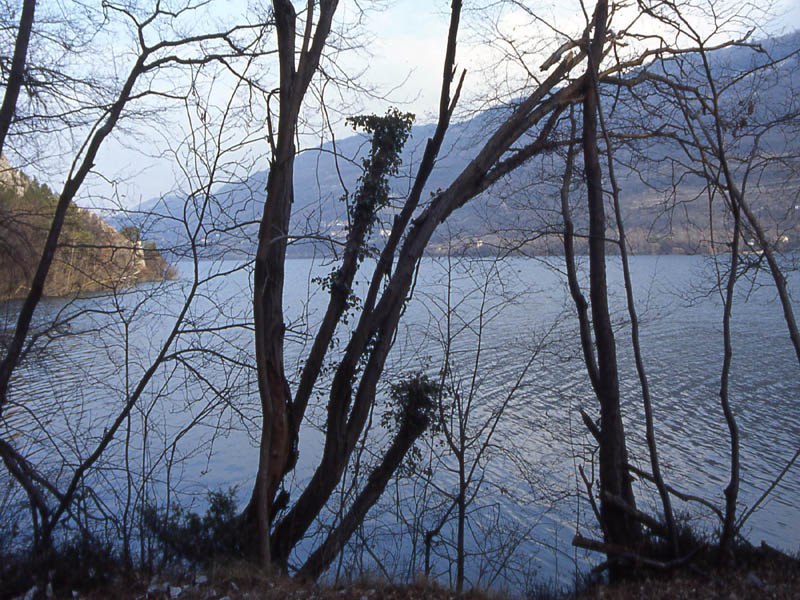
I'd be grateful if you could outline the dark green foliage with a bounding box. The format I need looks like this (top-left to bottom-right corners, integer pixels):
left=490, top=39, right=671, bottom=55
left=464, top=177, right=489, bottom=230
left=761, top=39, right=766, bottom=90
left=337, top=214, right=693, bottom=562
left=142, top=488, right=251, bottom=566
left=346, top=108, right=414, bottom=180
left=382, top=373, right=441, bottom=430
left=312, top=109, right=414, bottom=303
left=381, top=373, right=444, bottom=475
left=344, top=108, right=414, bottom=255
left=0, top=536, right=121, bottom=600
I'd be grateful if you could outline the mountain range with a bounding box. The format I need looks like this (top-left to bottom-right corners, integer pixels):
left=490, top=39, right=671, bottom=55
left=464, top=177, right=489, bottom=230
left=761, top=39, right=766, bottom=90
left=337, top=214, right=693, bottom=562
left=116, top=31, right=800, bottom=258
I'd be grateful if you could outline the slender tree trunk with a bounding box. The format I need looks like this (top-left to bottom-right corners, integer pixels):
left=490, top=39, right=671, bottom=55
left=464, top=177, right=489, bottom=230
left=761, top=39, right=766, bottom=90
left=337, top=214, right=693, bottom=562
left=582, top=0, right=640, bottom=565
left=718, top=198, right=741, bottom=560
left=246, top=0, right=340, bottom=567
left=249, top=153, right=294, bottom=566
left=456, top=463, right=466, bottom=594
left=560, top=109, right=600, bottom=394
left=734, top=191, right=800, bottom=364
left=590, top=62, right=679, bottom=555
left=0, top=0, right=36, bottom=155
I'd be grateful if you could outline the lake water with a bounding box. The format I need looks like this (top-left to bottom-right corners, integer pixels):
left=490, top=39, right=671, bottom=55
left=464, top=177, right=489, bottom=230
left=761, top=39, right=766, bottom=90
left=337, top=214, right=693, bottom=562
left=1, top=254, right=799, bottom=591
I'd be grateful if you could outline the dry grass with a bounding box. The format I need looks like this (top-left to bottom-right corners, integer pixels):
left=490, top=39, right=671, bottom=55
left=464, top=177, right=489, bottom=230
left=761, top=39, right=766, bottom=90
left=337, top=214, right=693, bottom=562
left=74, top=565, right=499, bottom=600
left=16, top=544, right=800, bottom=600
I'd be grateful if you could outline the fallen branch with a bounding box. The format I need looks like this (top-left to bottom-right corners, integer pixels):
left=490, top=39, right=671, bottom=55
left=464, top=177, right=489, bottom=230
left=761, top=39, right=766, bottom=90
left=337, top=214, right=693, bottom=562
left=573, top=533, right=630, bottom=556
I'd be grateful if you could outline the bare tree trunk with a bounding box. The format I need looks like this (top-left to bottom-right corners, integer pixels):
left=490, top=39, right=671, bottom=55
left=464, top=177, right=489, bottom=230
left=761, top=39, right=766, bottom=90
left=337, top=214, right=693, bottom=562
left=456, top=467, right=466, bottom=594
left=590, top=59, right=679, bottom=555
left=269, top=0, right=468, bottom=566
left=560, top=109, right=600, bottom=394
left=581, top=0, right=640, bottom=564
left=296, top=381, right=432, bottom=581
left=734, top=191, right=800, bottom=364
left=0, top=0, right=35, bottom=154
left=718, top=198, right=741, bottom=560
left=246, top=0, right=340, bottom=567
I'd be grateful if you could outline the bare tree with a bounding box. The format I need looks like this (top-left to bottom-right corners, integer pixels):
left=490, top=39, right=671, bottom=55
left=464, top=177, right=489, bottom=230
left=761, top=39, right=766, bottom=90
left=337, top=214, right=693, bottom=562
left=601, top=1, right=800, bottom=560
left=0, top=4, right=276, bottom=593
left=0, top=0, right=35, bottom=154
left=415, top=251, right=547, bottom=592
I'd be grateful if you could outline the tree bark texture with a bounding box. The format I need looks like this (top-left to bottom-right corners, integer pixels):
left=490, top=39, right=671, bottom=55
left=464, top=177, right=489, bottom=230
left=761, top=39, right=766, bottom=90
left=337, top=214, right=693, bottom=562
left=581, top=0, right=641, bottom=560
left=247, top=0, right=339, bottom=567
left=0, top=0, right=36, bottom=155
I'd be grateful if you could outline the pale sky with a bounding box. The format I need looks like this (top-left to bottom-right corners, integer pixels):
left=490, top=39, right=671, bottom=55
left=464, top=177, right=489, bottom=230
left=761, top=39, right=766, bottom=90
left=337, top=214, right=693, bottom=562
left=78, top=0, right=800, bottom=208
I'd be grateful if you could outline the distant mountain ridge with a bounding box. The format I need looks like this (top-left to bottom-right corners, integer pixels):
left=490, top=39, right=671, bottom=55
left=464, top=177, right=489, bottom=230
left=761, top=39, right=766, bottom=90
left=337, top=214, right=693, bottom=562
left=118, top=31, right=800, bottom=257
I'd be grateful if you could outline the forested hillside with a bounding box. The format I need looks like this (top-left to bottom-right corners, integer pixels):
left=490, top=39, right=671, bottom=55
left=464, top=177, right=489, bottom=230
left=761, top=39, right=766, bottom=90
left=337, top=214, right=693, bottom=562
left=0, top=156, right=174, bottom=300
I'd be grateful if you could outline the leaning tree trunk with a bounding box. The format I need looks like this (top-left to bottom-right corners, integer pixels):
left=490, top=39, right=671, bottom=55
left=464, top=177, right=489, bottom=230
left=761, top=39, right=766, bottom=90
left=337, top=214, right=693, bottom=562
left=295, top=375, right=434, bottom=581
left=0, top=0, right=36, bottom=155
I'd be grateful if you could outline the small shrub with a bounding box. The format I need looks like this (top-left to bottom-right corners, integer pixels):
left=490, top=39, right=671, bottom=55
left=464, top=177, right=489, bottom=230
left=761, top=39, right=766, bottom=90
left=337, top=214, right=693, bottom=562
left=142, top=487, right=251, bottom=566
left=0, top=536, right=121, bottom=600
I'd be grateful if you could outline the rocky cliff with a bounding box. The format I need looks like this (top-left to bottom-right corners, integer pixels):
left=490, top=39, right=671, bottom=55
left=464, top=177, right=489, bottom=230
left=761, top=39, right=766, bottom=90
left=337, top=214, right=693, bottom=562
left=0, top=156, right=175, bottom=301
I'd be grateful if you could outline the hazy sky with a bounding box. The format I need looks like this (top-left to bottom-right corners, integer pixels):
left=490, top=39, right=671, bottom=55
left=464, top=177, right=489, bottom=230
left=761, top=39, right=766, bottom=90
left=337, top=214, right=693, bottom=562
left=88, top=0, right=800, bottom=207
left=361, top=0, right=800, bottom=118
